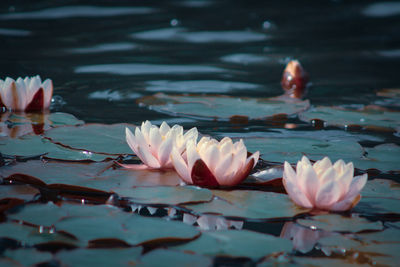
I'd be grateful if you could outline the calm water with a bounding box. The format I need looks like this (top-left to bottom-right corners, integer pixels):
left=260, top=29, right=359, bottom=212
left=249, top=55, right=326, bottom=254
left=1, top=0, right=400, bottom=265
left=1, top=0, right=399, bottom=125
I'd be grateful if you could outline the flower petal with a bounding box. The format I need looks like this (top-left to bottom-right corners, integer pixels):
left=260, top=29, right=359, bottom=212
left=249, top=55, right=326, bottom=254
left=202, top=143, right=220, bottom=172
left=116, top=162, right=150, bottom=170
left=157, top=135, right=173, bottom=167
left=159, top=121, right=170, bottom=136
left=214, top=153, right=234, bottom=180
left=149, top=127, right=162, bottom=156
left=171, top=148, right=192, bottom=183
left=283, top=178, right=313, bottom=208
left=343, top=173, right=368, bottom=201
left=300, top=164, right=319, bottom=206
left=191, top=159, right=219, bottom=187
left=126, top=128, right=138, bottom=153
left=136, top=145, right=161, bottom=168
left=315, top=180, right=341, bottom=209
left=42, top=79, right=53, bottom=109
left=313, top=157, right=332, bottom=177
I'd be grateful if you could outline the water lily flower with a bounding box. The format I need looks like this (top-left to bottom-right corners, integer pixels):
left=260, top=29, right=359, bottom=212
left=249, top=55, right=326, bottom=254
left=171, top=136, right=259, bottom=187
left=283, top=156, right=368, bottom=211
left=0, top=75, right=53, bottom=111
left=122, top=121, right=198, bottom=170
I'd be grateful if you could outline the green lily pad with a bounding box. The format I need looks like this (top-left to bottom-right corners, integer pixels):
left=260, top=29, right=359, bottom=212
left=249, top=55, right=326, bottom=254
left=44, top=123, right=135, bottom=155
left=7, top=202, right=199, bottom=246
left=361, top=179, right=400, bottom=199
left=359, top=143, right=400, bottom=172
left=56, top=248, right=142, bottom=267
left=242, top=137, right=363, bottom=165
left=114, top=186, right=213, bottom=205
left=137, top=93, right=309, bottom=121
left=292, top=257, right=370, bottom=267
left=355, top=197, right=400, bottom=215
left=175, top=229, right=292, bottom=260
left=0, top=184, right=40, bottom=201
left=139, top=249, right=212, bottom=267
left=4, top=248, right=53, bottom=266
left=0, top=161, right=182, bottom=190
left=357, top=227, right=400, bottom=244
left=298, top=106, right=400, bottom=130
left=184, top=190, right=304, bottom=219
left=0, top=222, right=78, bottom=246
left=0, top=135, right=108, bottom=161
left=297, top=214, right=383, bottom=233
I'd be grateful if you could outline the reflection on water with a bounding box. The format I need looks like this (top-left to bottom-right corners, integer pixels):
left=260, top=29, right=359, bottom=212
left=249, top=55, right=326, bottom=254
left=362, top=2, right=400, bottom=17
left=0, top=28, right=30, bottom=36
left=68, top=43, right=136, bottom=54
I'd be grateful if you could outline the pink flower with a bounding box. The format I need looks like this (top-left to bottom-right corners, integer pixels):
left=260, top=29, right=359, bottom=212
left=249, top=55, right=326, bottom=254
left=0, top=76, right=53, bottom=111
left=122, top=121, right=198, bottom=170
left=283, top=156, right=367, bottom=211
left=171, top=136, right=259, bottom=187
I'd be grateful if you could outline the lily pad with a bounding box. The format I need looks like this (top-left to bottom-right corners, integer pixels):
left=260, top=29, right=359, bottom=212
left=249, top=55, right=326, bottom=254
left=359, top=143, right=400, bottom=172
left=362, top=179, right=400, bottom=199
left=0, top=184, right=40, bottom=201
left=137, top=93, right=310, bottom=121
left=0, top=135, right=108, bottom=161
left=114, top=186, right=213, bottom=205
left=4, top=248, right=53, bottom=266
left=0, top=161, right=182, bottom=190
left=175, top=229, right=292, bottom=260
left=7, top=202, right=199, bottom=246
left=242, top=136, right=364, bottom=165
left=139, top=249, right=212, bottom=267
left=44, top=123, right=135, bottom=155
left=297, top=214, right=383, bottom=233
left=355, top=197, right=400, bottom=215
left=184, top=190, right=304, bottom=219
left=0, top=222, right=78, bottom=246
left=56, top=248, right=142, bottom=267
left=298, top=106, right=400, bottom=131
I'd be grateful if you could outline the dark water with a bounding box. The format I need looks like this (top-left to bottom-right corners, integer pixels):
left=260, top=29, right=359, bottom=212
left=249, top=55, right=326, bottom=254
left=1, top=0, right=399, bottom=125
left=1, top=0, right=400, bottom=265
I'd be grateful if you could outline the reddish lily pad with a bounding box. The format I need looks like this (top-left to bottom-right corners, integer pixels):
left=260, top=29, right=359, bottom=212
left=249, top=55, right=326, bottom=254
left=114, top=186, right=213, bottom=205
left=137, top=93, right=309, bottom=121
left=0, top=135, right=109, bottom=161
left=56, top=248, right=142, bottom=266
left=174, top=229, right=292, bottom=260
left=44, top=123, right=135, bottom=155
left=184, top=190, right=304, bottom=219
left=297, top=214, right=383, bottom=233
left=298, top=105, right=400, bottom=131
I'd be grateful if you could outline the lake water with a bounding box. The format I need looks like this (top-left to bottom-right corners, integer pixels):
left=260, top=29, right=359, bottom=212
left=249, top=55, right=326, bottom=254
left=1, top=0, right=400, bottom=266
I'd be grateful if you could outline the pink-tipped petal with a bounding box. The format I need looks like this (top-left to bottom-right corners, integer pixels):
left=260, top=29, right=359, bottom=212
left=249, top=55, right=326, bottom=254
left=214, top=153, right=234, bottom=180
left=283, top=179, right=313, bottom=208
left=248, top=151, right=260, bottom=168
left=202, top=144, right=220, bottom=172
left=171, top=148, right=192, bottom=183
left=300, top=164, right=319, bottom=204
left=187, top=140, right=201, bottom=173
left=319, top=166, right=336, bottom=184
left=313, top=157, right=332, bottom=176
left=149, top=127, right=162, bottom=156
left=125, top=128, right=138, bottom=153
left=221, top=157, right=254, bottom=186
left=159, top=121, right=171, bottom=136
left=283, top=161, right=297, bottom=185
left=342, top=173, right=368, bottom=201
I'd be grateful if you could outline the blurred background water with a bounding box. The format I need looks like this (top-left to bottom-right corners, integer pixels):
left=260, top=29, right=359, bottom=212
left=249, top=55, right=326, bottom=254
left=0, top=0, right=399, bottom=125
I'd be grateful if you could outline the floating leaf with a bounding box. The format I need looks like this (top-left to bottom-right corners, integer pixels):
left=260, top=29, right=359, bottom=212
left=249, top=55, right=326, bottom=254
left=0, top=184, right=40, bottom=201
left=297, top=214, right=383, bottom=233
left=56, top=248, right=142, bottom=266
left=4, top=248, right=53, bottom=266
left=0, top=135, right=108, bottom=161
left=362, top=179, right=400, bottom=199
left=1, top=161, right=182, bottom=190
left=359, top=144, right=400, bottom=172
left=299, top=106, right=400, bottom=131
left=184, top=190, right=304, bottom=219
left=242, top=137, right=363, bottom=165
left=44, top=123, right=135, bottom=155
left=0, top=222, right=78, bottom=246
left=139, top=249, right=212, bottom=267
left=174, top=229, right=292, bottom=260
left=355, top=197, right=400, bottom=215
left=137, top=93, right=309, bottom=121
left=114, top=186, right=213, bottom=205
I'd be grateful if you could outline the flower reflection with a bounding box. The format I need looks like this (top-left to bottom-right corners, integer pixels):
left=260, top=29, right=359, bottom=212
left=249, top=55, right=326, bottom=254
left=183, top=213, right=243, bottom=231
left=171, top=136, right=259, bottom=187
left=0, top=112, right=47, bottom=138
left=122, top=121, right=198, bottom=170
left=283, top=156, right=368, bottom=211
left=0, top=76, right=53, bottom=111
left=280, top=222, right=332, bottom=253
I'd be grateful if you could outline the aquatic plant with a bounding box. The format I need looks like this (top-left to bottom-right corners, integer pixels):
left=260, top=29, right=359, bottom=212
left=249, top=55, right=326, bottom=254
left=283, top=156, right=367, bottom=211
left=171, top=136, right=259, bottom=187
left=122, top=121, right=198, bottom=169
left=0, top=75, right=53, bottom=111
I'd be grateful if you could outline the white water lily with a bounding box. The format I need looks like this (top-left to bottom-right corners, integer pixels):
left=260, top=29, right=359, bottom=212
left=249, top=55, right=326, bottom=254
left=171, top=136, right=259, bottom=187
left=283, top=156, right=368, bottom=211
left=0, top=75, right=53, bottom=111
left=122, top=120, right=198, bottom=170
